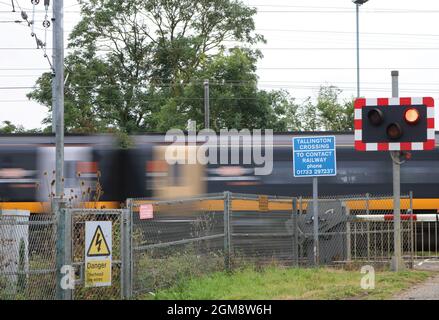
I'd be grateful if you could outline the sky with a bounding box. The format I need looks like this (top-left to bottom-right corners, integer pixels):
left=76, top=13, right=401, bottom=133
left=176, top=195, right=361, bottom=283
left=1, top=0, right=439, bottom=129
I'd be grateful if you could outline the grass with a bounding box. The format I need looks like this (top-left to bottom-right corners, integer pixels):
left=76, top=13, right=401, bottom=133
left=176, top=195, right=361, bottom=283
left=140, top=267, right=433, bottom=300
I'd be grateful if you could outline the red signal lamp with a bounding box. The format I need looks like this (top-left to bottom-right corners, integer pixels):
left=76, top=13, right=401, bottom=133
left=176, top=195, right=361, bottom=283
left=367, top=108, right=384, bottom=126
left=387, top=123, right=403, bottom=140
left=404, top=108, right=420, bottom=124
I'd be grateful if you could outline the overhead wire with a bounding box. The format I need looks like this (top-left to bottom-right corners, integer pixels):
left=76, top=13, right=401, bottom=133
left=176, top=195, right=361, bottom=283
left=2, top=1, right=439, bottom=120
left=5, top=0, right=53, bottom=69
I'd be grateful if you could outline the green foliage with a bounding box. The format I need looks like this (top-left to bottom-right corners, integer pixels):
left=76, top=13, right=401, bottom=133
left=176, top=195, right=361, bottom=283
left=316, top=86, right=354, bottom=131
left=0, top=121, right=23, bottom=133
left=288, top=86, right=354, bottom=132
left=135, top=247, right=225, bottom=294
left=28, top=0, right=269, bottom=133
left=152, top=48, right=300, bottom=131
left=114, top=131, right=134, bottom=149
left=27, top=1, right=354, bottom=134
left=0, top=121, right=42, bottom=134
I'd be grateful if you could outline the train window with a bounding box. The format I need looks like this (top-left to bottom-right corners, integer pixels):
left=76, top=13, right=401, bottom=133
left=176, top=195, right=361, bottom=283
left=76, top=161, right=98, bottom=176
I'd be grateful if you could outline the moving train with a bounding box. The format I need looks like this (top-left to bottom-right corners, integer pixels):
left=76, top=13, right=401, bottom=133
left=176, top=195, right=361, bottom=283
left=0, top=132, right=438, bottom=213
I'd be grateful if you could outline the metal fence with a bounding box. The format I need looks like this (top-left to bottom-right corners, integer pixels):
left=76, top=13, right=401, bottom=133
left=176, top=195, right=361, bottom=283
left=296, top=195, right=413, bottom=268
left=414, top=220, right=439, bottom=260
left=0, top=191, right=428, bottom=300
left=127, top=192, right=416, bottom=297
left=129, top=194, right=226, bottom=296
left=0, top=212, right=57, bottom=300
left=229, top=193, right=296, bottom=267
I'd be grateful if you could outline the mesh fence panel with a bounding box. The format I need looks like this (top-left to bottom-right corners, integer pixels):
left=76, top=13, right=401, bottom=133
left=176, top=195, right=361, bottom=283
left=130, top=194, right=226, bottom=296
left=230, top=194, right=295, bottom=267
left=296, top=195, right=413, bottom=268
left=347, top=195, right=413, bottom=268
left=0, top=213, right=57, bottom=300
left=70, top=209, right=122, bottom=300
left=128, top=192, right=421, bottom=297
left=1, top=193, right=423, bottom=300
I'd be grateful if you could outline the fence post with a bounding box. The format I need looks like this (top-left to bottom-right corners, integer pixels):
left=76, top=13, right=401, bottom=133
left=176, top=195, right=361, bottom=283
left=121, top=204, right=133, bottom=299
left=55, top=199, right=67, bottom=300
left=64, top=207, right=72, bottom=300
left=366, top=193, right=370, bottom=262
left=409, top=191, right=414, bottom=268
left=292, top=197, right=299, bottom=266
left=344, top=202, right=352, bottom=262
left=223, top=192, right=231, bottom=271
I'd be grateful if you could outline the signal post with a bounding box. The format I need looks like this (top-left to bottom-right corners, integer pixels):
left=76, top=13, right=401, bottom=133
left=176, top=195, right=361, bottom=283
left=354, top=71, right=435, bottom=272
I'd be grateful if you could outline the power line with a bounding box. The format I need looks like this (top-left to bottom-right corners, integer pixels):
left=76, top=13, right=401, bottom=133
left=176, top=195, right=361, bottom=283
left=256, top=9, right=439, bottom=14
left=257, top=47, right=439, bottom=50
left=0, top=67, right=50, bottom=70
left=257, top=67, right=439, bottom=70
left=5, top=0, right=53, bottom=69
left=250, top=3, right=439, bottom=12
left=256, top=28, right=439, bottom=38
left=6, top=46, right=439, bottom=51
left=3, top=83, right=439, bottom=94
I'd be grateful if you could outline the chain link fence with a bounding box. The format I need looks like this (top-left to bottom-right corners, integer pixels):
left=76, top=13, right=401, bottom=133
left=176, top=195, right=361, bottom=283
left=129, top=194, right=226, bottom=296
left=0, top=211, right=57, bottom=300
left=296, top=195, right=413, bottom=268
left=127, top=192, right=418, bottom=297
left=229, top=193, right=296, bottom=268
left=0, top=192, right=426, bottom=299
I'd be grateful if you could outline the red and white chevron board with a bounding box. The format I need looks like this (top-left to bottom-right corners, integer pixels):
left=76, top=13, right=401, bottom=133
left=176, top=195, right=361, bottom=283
left=354, top=97, right=435, bottom=151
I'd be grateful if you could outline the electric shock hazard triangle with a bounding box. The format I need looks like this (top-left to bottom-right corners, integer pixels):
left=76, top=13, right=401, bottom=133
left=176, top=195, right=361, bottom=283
left=87, top=225, right=111, bottom=257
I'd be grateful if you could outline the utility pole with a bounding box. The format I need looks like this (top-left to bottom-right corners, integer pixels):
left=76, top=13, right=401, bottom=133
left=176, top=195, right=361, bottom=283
left=53, top=0, right=66, bottom=299
left=391, top=70, right=404, bottom=272
left=356, top=3, right=360, bottom=98
left=204, top=79, right=210, bottom=130
left=353, top=0, right=369, bottom=98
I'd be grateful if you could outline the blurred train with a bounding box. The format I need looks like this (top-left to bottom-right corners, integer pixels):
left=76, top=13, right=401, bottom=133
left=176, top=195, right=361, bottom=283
left=0, top=132, right=438, bottom=213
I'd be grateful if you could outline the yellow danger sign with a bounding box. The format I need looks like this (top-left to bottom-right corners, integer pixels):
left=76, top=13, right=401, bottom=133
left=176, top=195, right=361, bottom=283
left=85, top=221, right=112, bottom=287
left=85, top=259, right=111, bottom=287
left=87, top=225, right=111, bottom=257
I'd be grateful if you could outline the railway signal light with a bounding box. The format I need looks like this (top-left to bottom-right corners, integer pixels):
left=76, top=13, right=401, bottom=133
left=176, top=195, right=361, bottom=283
left=368, top=108, right=384, bottom=126
left=354, top=97, right=435, bottom=151
left=386, top=123, right=403, bottom=140
left=404, top=108, right=420, bottom=124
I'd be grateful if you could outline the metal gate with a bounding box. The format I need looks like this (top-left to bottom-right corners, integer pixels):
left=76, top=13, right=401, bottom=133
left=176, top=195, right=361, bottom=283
left=68, top=209, right=128, bottom=300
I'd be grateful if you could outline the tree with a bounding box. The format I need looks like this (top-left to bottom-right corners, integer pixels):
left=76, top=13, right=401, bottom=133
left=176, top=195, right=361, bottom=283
left=28, top=0, right=265, bottom=133
left=292, top=86, right=354, bottom=132
left=151, top=48, right=300, bottom=131
left=316, top=86, right=354, bottom=131
left=0, top=121, right=42, bottom=134
left=299, top=98, right=320, bottom=131
left=0, top=121, right=23, bottom=133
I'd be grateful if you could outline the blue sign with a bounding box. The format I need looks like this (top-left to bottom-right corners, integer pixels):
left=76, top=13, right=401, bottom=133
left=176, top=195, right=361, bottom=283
left=292, top=136, right=337, bottom=177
